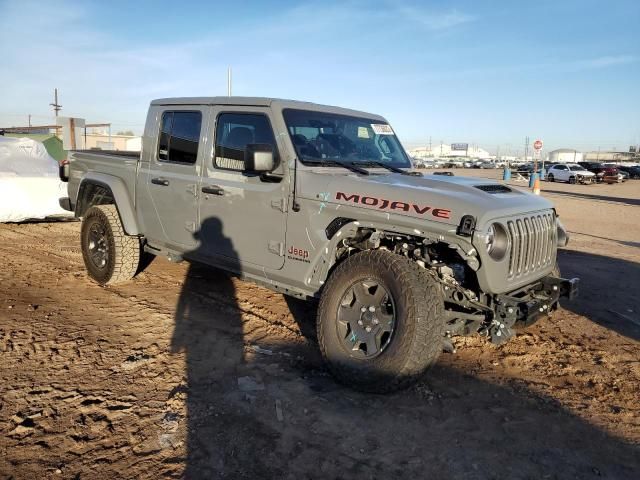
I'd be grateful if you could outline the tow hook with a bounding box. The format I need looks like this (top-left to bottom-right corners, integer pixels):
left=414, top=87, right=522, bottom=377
left=488, top=319, right=515, bottom=345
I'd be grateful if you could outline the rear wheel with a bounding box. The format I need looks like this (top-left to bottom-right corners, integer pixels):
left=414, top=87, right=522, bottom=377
left=569, top=176, right=576, bottom=184
left=547, top=173, right=554, bottom=182
left=317, top=250, right=445, bottom=393
left=81, top=205, right=141, bottom=285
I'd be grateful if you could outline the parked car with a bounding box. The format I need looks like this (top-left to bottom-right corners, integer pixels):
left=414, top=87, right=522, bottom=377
left=478, top=161, right=496, bottom=169
left=60, top=96, right=577, bottom=393
left=617, top=165, right=640, bottom=179
left=546, top=164, right=595, bottom=184
left=577, top=162, right=619, bottom=183
left=412, top=158, right=426, bottom=169
left=517, top=163, right=536, bottom=174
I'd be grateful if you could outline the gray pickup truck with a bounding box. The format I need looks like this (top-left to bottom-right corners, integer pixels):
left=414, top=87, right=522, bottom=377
left=60, top=97, right=578, bottom=392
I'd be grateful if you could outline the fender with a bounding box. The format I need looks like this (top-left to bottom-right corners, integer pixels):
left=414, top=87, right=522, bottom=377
left=76, top=172, right=140, bottom=235
left=306, top=217, right=476, bottom=292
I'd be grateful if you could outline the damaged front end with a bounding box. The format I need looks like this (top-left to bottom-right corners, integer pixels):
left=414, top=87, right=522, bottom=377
left=443, top=269, right=579, bottom=346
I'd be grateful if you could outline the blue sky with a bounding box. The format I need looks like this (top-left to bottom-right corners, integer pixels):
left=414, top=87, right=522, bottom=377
left=0, top=0, right=638, bottom=154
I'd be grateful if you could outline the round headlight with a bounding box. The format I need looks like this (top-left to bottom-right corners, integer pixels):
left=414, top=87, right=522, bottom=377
left=485, top=223, right=508, bottom=260
left=485, top=224, right=496, bottom=253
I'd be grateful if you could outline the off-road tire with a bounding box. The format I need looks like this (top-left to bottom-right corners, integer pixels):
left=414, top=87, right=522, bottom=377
left=317, top=250, right=445, bottom=393
left=81, top=205, right=140, bottom=285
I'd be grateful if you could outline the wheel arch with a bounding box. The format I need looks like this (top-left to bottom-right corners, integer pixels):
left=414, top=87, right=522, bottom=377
left=309, top=217, right=474, bottom=293
left=75, top=173, right=140, bottom=235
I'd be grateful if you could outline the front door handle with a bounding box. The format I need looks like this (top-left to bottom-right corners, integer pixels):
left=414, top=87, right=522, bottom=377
left=151, top=177, right=170, bottom=186
left=201, top=185, right=225, bottom=196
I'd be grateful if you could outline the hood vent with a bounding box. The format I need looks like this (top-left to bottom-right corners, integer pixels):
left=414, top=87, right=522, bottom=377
left=475, top=184, right=512, bottom=194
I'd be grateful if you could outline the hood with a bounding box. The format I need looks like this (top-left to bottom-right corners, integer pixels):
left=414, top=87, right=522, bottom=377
left=299, top=169, right=554, bottom=227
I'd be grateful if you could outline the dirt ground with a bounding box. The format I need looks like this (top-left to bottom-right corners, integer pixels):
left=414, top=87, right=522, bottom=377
left=1, top=173, right=639, bottom=479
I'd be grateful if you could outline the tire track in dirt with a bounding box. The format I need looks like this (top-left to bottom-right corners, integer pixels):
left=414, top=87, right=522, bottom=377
left=2, top=222, right=639, bottom=479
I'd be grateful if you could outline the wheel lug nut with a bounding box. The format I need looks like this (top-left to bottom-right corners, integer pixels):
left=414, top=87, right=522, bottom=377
left=369, top=306, right=375, bottom=312
left=358, top=320, right=363, bottom=326
left=365, top=326, right=372, bottom=332
left=361, top=307, right=367, bottom=312
left=372, top=319, right=379, bottom=325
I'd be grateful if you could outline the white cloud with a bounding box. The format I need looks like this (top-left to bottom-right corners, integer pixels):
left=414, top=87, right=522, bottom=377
left=396, top=5, right=475, bottom=30
left=570, top=55, right=638, bottom=69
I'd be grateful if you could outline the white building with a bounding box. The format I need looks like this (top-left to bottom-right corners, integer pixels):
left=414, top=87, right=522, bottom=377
left=407, top=143, right=491, bottom=159
left=548, top=148, right=583, bottom=163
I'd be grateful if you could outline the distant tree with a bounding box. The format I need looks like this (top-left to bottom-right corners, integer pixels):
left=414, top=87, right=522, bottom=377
left=116, top=130, right=135, bottom=136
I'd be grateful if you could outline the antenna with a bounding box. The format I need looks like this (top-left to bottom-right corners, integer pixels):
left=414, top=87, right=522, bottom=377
left=50, top=88, right=62, bottom=116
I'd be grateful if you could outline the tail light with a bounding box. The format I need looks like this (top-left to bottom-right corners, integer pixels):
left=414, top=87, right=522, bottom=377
left=59, top=159, right=70, bottom=182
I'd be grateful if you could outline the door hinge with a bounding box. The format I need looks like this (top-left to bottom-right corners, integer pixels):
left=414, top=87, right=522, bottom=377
left=271, top=198, right=287, bottom=213
left=268, top=241, right=285, bottom=256
left=185, top=221, right=196, bottom=232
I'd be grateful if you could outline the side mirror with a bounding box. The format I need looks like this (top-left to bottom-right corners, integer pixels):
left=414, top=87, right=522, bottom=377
left=244, top=144, right=275, bottom=173
left=59, top=159, right=70, bottom=182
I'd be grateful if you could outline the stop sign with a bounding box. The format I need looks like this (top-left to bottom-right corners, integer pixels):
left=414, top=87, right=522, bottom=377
left=533, top=139, right=543, bottom=150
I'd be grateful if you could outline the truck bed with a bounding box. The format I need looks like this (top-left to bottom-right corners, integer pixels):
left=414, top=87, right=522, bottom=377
left=67, top=150, right=140, bottom=211
left=70, top=150, right=141, bottom=160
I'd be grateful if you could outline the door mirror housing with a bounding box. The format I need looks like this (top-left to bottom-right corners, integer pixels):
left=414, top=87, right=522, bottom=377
left=245, top=144, right=275, bottom=173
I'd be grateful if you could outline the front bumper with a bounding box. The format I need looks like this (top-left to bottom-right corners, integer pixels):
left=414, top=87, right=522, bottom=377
left=490, top=274, right=579, bottom=342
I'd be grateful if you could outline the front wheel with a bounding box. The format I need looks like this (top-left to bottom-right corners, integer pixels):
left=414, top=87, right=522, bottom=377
left=317, top=250, right=445, bottom=393
left=547, top=174, right=554, bottom=182
left=81, top=205, right=141, bottom=285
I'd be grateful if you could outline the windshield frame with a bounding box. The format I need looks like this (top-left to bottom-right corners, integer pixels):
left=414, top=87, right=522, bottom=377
left=282, top=108, right=412, bottom=169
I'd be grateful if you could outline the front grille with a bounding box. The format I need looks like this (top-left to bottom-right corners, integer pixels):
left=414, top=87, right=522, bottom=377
left=506, top=212, right=556, bottom=279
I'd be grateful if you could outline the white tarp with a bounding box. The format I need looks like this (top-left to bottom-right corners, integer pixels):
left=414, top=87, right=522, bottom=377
left=0, top=136, right=73, bottom=222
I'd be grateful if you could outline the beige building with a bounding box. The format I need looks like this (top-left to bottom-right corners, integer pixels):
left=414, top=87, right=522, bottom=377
left=83, top=133, right=142, bottom=151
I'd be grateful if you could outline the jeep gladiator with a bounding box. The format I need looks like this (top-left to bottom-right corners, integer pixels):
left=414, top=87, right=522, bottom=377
left=60, top=97, right=578, bottom=392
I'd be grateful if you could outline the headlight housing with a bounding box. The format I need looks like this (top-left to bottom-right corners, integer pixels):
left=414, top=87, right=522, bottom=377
left=485, top=222, right=508, bottom=260
left=557, top=219, right=569, bottom=247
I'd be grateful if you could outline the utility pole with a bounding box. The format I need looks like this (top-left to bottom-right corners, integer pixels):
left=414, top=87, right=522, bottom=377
left=28, top=114, right=31, bottom=127
left=227, top=67, right=232, bottom=96
left=429, top=136, right=432, bottom=153
left=50, top=88, right=62, bottom=117
left=524, top=136, right=529, bottom=162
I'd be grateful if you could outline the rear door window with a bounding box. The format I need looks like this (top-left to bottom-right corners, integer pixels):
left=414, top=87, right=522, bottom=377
left=158, top=111, right=202, bottom=164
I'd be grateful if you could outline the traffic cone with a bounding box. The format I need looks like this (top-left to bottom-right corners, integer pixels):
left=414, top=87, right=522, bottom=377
left=532, top=173, right=541, bottom=195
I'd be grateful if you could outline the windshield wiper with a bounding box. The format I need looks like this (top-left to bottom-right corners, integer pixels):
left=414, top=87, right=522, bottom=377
left=356, top=161, right=422, bottom=176
left=305, top=159, right=370, bottom=175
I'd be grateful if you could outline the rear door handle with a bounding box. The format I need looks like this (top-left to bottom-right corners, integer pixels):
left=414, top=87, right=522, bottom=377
left=201, top=185, right=225, bottom=196
left=151, top=177, right=170, bottom=186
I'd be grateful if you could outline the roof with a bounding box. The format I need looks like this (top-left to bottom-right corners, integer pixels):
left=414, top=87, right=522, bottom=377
left=150, top=97, right=386, bottom=121
left=549, top=148, right=581, bottom=154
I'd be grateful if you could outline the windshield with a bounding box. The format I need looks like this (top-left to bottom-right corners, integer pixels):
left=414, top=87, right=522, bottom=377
left=283, top=108, right=411, bottom=168
left=569, top=165, right=585, bottom=171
